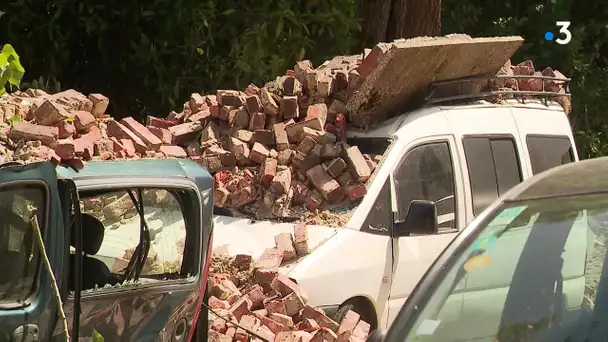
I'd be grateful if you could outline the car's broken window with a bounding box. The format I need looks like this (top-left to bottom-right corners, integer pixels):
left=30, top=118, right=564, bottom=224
left=76, top=188, right=188, bottom=291
left=0, top=185, right=45, bottom=306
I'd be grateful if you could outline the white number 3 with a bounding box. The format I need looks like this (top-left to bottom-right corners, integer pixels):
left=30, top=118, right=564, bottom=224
left=556, top=21, right=572, bottom=45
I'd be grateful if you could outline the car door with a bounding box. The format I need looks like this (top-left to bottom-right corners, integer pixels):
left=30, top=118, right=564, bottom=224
left=0, top=161, right=65, bottom=342
left=61, top=177, right=206, bottom=341
left=386, top=137, right=463, bottom=325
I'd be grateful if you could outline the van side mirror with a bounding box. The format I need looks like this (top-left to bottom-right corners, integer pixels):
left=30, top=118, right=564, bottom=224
left=366, top=328, right=387, bottom=342
left=393, top=200, right=438, bottom=237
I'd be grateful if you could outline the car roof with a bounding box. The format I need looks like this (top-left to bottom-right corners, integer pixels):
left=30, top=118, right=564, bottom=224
left=56, top=158, right=213, bottom=187
left=506, top=156, right=608, bottom=201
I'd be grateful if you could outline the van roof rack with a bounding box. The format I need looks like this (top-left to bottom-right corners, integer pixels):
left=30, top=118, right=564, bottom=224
left=425, top=74, right=572, bottom=106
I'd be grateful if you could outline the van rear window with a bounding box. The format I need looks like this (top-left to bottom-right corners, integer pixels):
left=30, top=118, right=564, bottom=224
left=526, top=135, right=574, bottom=175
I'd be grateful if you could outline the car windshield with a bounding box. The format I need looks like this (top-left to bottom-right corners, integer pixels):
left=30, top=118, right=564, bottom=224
left=403, top=192, right=608, bottom=342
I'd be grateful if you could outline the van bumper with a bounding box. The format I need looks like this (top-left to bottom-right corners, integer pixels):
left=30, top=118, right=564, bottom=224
left=319, top=304, right=340, bottom=318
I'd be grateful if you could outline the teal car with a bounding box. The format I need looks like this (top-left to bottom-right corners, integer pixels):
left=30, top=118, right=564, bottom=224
left=0, top=159, right=214, bottom=341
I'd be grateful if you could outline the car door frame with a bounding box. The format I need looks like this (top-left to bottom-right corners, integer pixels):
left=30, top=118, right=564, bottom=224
left=385, top=134, right=465, bottom=325
left=0, top=161, right=66, bottom=342
left=61, top=175, right=208, bottom=341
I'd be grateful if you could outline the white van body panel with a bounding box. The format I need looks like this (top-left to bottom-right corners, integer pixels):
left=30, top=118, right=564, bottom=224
left=211, top=99, right=578, bottom=329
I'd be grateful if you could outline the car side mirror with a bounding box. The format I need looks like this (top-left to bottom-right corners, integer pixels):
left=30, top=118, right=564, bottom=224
left=366, top=328, right=387, bottom=342
left=393, top=200, right=438, bottom=237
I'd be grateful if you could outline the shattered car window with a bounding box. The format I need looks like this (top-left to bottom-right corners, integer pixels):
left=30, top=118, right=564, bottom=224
left=0, top=185, right=45, bottom=305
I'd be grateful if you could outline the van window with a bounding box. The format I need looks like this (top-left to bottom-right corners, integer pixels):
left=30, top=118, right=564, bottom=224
left=394, top=142, right=456, bottom=230
left=76, top=188, right=191, bottom=292
left=0, top=185, right=45, bottom=306
left=463, top=137, right=522, bottom=215
left=527, top=135, right=574, bottom=174
left=361, top=178, right=392, bottom=234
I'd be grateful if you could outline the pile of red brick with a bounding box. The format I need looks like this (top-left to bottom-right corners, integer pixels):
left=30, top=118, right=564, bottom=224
left=0, top=53, right=380, bottom=218
left=168, top=55, right=381, bottom=218
left=209, top=225, right=370, bottom=342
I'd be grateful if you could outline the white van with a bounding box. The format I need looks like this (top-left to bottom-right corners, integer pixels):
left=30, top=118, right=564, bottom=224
left=212, top=80, right=578, bottom=330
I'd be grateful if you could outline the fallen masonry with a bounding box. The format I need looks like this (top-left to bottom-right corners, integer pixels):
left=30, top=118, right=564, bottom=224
left=209, top=224, right=371, bottom=342
left=0, top=36, right=569, bottom=227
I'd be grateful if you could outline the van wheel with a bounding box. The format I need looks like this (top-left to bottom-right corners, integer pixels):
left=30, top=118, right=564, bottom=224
left=334, top=297, right=377, bottom=331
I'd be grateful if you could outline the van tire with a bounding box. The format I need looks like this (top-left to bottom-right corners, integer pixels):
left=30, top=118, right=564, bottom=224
left=334, top=297, right=377, bottom=331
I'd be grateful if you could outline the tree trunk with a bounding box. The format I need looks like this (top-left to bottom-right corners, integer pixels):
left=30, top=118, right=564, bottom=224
left=361, top=0, right=393, bottom=48
left=361, top=0, right=442, bottom=48
left=400, top=0, right=442, bottom=39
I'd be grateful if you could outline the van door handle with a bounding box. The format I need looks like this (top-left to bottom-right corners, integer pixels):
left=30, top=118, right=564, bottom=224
left=12, top=324, right=40, bottom=342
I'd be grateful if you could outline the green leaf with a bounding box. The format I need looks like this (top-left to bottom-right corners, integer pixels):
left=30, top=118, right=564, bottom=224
left=92, top=329, right=105, bottom=342
left=221, top=9, right=235, bottom=15
left=196, top=48, right=205, bottom=55
left=7, top=59, right=25, bottom=86
left=1, top=44, right=18, bottom=60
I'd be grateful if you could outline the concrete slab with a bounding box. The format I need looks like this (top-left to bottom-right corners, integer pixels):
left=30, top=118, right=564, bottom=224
left=345, top=35, right=525, bottom=128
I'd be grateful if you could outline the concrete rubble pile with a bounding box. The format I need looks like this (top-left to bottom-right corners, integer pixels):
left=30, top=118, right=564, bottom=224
left=0, top=35, right=569, bottom=222
left=208, top=223, right=371, bottom=342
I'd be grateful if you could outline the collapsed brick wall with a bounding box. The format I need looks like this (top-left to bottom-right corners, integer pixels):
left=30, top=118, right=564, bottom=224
left=209, top=223, right=371, bottom=342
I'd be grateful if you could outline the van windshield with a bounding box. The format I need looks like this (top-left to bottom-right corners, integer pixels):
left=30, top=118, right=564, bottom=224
left=402, top=193, right=608, bottom=342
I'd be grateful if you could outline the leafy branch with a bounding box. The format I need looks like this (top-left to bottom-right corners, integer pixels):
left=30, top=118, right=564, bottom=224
left=0, top=44, right=25, bottom=95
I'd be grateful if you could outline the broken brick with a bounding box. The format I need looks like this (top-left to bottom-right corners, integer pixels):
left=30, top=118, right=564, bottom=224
left=283, top=76, right=302, bottom=96
left=218, top=90, right=245, bottom=107
left=311, top=328, right=338, bottom=342
left=10, top=121, right=58, bottom=146
left=285, top=118, right=323, bottom=143
left=343, top=146, right=372, bottom=182
left=344, top=184, right=367, bottom=201
left=190, top=93, right=207, bottom=112
left=265, top=300, right=287, bottom=316
left=306, top=103, right=328, bottom=127
left=283, top=291, right=306, bottom=316
left=297, top=136, right=317, bottom=155
left=326, top=157, right=347, bottom=178
left=252, top=130, right=275, bottom=146
left=245, top=95, right=262, bottom=115
left=54, top=139, right=76, bottom=159
left=281, top=96, right=299, bottom=119
left=160, top=145, right=187, bottom=158
left=229, top=107, right=250, bottom=129
left=147, top=116, right=174, bottom=129
left=338, top=310, right=360, bottom=335
left=73, top=110, right=96, bottom=132
left=148, top=126, right=173, bottom=145
left=255, top=248, right=284, bottom=269
left=261, top=158, right=278, bottom=187
left=33, top=100, right=71, bottom=126
left=270, top=168, right=292, bottom=195
left=293, top=224, right=309, bottom=256
left=293, top=183, right=310, bottom=205
left=259, top=88, right=279, bottom=116
left=106, top=120, right=148, bottom=154
left=274, top=232, right=296, bottom=262
left=168, top=121, right=203, bottom=146
left=273, top=123, right=290, bottom=151
left=249, top=142, right=269, bottom=164
left=277, top=149, right=293, bottom=165
left=249, top=112, right=266, bottom=131
left=306, top=165, right=344, bottom=204
left=88, top=94, right=109, bottom=117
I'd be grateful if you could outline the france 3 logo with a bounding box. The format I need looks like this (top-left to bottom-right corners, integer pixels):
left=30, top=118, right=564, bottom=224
left=544, top=21, right=572, bottom=45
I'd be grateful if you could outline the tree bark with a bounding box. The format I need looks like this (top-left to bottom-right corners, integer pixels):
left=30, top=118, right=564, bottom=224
left=400, top=0, right=442, bottom=39
left=361, top=0, right=442, bottom=48
left=361, top=0, right=393, bottom=48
